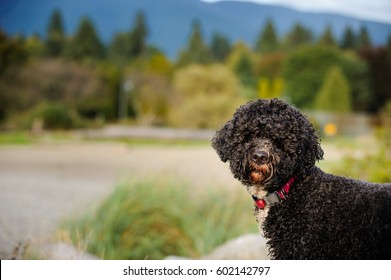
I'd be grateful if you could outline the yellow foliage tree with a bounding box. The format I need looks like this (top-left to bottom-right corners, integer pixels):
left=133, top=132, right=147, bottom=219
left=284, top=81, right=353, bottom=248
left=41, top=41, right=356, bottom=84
left=258, top=77, right=284, bottom=99
left=170, top=64, right=245, bottom=128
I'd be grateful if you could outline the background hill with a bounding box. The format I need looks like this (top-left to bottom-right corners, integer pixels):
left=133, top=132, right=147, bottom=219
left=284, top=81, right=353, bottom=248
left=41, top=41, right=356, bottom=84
left=1, top=0, right=391, bottom=58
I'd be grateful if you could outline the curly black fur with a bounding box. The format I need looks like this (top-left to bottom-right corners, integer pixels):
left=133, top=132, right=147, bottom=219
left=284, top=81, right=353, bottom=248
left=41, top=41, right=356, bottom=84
left=212, top=98, right=391, bottom=260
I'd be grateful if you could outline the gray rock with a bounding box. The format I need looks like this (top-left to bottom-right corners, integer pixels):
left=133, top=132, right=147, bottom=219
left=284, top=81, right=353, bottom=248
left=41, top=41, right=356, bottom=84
left=36, top=242, right=99, bottom=260
left=202, top=234, right=269, bottom=260
left=164, top=234, right=270, bottom=260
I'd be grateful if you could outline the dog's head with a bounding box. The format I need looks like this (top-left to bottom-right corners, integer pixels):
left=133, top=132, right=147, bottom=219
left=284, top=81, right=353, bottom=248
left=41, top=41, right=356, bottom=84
left=212, top=99, right=323, bottom=194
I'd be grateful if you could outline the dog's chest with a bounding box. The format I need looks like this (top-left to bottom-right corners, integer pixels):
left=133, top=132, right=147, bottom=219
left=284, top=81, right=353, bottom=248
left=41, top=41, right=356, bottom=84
left=255, top=207, right=270, bottom=236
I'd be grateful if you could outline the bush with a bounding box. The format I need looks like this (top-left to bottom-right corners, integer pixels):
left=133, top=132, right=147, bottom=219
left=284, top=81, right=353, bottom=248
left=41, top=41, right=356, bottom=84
left=0, top=59, right=117, bottom=127
left=63, top=179, right=257, bottom=259
left=30, top=102, right=83, bottom=130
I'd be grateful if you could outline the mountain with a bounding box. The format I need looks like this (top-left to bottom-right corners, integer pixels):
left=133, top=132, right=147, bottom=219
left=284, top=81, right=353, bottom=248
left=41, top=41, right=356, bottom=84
left=1, top=0, right=391, bottom=58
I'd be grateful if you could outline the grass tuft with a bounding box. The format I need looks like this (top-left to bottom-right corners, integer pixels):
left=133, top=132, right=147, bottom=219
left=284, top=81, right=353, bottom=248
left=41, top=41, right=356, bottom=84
left=62, top=179, right=257, bottom=259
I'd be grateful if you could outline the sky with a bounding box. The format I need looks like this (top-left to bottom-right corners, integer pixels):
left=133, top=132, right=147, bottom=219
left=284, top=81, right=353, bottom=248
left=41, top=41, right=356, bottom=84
left=201, top=0, right=391, bottom=24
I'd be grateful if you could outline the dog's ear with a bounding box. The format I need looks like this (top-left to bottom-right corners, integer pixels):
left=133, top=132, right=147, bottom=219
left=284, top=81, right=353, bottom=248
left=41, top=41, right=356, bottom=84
left=211, top=120, right=233, bottom=163
left=298, top=124, right=324, bottom=173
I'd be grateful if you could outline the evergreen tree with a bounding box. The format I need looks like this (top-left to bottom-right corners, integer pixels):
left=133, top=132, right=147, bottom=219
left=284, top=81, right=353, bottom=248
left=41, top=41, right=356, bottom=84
left=26, top=33, right=45, bottom=58
left=357, top=26, right=372, bottom=49
left=67, top=17, right=104, bottom=60
left=254, top=19, right=279, bottom=53
left=359, top=47, right=391, bottom=113
left=340, top=26, right=357, bottom=49
left=0, top=31, right=27, bottom=74
left=177, top=20, right=210, bottom=66
left=46, top=9, right=65, bottom=57
left=283, top=23, right=313, bottom=49
left=210, top=32, right=231, bottom=62
left=129, top=11, right=148, bottom=57
left=318, top=26, right=336, bottom=47
left=314, top=66, right=352, bottom=113
left=109, top=32, right=129, bottom=63
left=109, top=11, right=149, bottom=63
left=234, top=53, right=256, bottom=88
left=284, top=46, right=341, bottom=108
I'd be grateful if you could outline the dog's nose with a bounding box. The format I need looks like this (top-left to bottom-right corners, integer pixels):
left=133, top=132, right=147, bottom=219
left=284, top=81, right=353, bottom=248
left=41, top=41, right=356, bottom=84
left=252, top=151, right=269, bottom=164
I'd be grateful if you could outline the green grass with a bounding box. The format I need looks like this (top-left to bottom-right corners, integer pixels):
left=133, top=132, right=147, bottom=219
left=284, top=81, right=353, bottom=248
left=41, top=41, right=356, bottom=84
left=0, top=131, right=35, bottom=145
left=61, top=179, right=257, bottom=259
left=329, top=148, right=391, bottom=183
left=0, top=130, right=79, bottom=145
left=321, top=134, right=391, bottom=183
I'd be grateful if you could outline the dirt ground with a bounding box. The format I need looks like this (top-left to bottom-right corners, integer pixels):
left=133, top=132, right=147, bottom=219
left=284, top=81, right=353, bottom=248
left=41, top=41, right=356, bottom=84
left=0, top=142, right=243, bottom=259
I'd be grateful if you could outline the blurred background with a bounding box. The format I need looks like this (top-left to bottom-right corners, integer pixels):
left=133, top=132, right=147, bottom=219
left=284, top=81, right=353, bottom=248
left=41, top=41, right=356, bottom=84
left=0, top=0, right=390, bottom=260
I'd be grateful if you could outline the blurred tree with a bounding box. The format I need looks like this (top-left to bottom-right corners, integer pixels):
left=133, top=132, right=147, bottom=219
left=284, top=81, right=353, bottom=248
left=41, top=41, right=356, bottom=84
left=340, top=26, right=357, bottom=49
left=314, top=66, right=352, bottom=112
left=108, top=32, right=131, bottom=66
left=129, top=11, right=148, bottom=58
left=25, top=33, right=45, bottom=58
left=66, top=17, right=104, bottom=60
left=318, top=26, right=337, bottom=47
left=0, top=59, right=116, bottom=126
left=96, top=62, right=122, bottom=120
left=283, top=23, right=313, bottom=49
left=254, top=52, right=285, bottom=79
left=226, top=42, right=252, bottom=68
left=177, top=20, right=211, bottom=66
left=284, top=46, right=370, bottom=111
left=170, top=64, right=243, bottom=128
left=258, top=77, right=284, bottom=99
left=109, top=11, right=149, bottom=64
left=210, top=32, right=232, bottom=62
left=359, top=47, right=391, bottom=113
left=254, top=19, right=279, bottom=53
left=144, top=52, right=172, bottom=76
left=0, top=31, right=28, bottom=121
left=283, top=46, right=341, bottom=108
left=109, top=32, right=130, bottom=64
left=357, top=26, right=372, bottom=49
left=45, top=9, right=65, bottom=57
left=339, top=52, right=371, bottom=112
left=130, top=73, right=172, bottom=125
left=234, top=53, right=256, bottom=88
left=0, top=31, right=27, bottom=74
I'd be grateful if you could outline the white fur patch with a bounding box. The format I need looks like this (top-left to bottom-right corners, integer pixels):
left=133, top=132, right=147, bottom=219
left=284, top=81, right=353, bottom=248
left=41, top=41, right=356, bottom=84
left=256, top=207, right=269, bottom=237
left=247, top=185, right=269, bottom=237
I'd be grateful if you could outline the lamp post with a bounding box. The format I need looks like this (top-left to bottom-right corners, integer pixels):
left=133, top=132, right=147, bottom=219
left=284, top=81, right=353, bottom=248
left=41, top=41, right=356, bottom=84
left=118, top=78, right=134, bottom=121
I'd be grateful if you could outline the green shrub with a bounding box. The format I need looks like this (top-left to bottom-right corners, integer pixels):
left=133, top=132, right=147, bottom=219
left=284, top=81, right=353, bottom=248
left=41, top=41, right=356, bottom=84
left=331, top=150, right=391, bottom=183
left=63, top=179, right=257, bottom=259
left=30, top=102, right=83, bottom=130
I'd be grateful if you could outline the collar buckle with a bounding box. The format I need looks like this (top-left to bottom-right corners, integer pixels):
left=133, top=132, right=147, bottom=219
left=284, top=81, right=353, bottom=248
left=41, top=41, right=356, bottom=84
left=253, top=177, right=296, bottom=209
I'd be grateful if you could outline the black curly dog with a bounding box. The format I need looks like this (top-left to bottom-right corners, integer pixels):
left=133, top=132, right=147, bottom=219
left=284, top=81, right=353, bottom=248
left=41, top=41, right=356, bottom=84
left=212, top=98, right=391, bottom=259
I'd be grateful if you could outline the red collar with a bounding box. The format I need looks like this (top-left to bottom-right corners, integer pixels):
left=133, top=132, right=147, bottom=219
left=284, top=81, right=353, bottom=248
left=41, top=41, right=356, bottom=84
left=253, top=177, right=296, bottom=209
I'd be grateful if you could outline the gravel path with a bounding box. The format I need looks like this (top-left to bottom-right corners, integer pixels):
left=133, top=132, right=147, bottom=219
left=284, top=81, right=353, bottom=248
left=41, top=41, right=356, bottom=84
left=0, top=142, right=241, bottom=259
